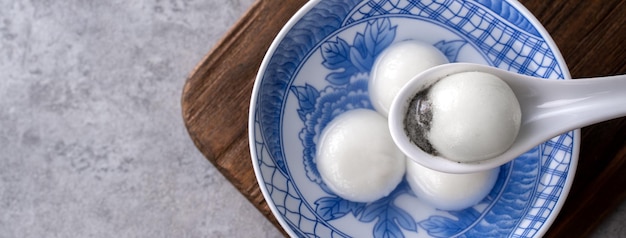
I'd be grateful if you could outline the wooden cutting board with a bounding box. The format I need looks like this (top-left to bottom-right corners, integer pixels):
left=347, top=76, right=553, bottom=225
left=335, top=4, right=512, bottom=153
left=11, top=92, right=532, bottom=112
left=181, top=0, right=626, bottom=237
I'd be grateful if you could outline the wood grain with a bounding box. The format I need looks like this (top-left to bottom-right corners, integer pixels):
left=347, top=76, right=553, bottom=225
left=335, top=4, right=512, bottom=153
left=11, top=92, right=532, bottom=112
left=182, top=0, right=626, bottom=237
left=181, top=0, right=308, bottom=236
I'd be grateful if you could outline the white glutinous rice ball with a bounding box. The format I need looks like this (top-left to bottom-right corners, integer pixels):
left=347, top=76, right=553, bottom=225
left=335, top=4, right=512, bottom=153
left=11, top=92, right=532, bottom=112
left=370, top=40, right=449, bottom=117
left=317, top=109, right=406, bottom=202
left=406, top=159, right=499, bottom=211
left=427, top=71, right=522, bottom=162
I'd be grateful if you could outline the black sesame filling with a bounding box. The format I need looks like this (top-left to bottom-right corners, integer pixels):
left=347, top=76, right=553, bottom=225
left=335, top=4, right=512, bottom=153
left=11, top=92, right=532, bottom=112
left=403, top=86, right=438, bottom=156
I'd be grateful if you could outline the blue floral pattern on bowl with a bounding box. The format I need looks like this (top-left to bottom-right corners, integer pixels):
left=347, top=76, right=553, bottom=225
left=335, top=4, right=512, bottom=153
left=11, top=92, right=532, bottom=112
left=250, top=0, right=576, bottom=237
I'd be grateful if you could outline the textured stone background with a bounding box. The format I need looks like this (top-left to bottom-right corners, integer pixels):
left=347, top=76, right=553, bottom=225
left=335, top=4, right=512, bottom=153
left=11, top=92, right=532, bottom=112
left=0, top=0, right=623, bottom=237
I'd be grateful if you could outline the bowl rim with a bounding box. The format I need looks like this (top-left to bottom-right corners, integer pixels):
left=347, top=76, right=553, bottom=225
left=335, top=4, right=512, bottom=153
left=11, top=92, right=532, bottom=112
left=248, top=0, right=579, bottom=237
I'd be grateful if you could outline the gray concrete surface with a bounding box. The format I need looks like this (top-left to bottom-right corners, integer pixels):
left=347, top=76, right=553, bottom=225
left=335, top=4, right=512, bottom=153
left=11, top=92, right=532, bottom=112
left=0, top=0, right=278, bottom=237
left=0, top=0, right=623, bottom=237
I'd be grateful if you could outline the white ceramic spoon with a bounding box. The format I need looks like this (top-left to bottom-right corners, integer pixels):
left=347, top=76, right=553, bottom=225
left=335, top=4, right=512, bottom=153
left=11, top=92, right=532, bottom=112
left=389, top=62, right=626, bottom=174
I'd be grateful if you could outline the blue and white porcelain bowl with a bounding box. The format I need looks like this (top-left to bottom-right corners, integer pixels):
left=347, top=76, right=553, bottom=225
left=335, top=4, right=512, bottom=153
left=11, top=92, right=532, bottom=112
left=249, top=0, right=578, bottom=237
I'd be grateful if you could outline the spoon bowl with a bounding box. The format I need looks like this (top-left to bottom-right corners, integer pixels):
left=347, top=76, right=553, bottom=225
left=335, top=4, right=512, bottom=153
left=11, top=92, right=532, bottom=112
left=389, top=62, right=626, bottom=174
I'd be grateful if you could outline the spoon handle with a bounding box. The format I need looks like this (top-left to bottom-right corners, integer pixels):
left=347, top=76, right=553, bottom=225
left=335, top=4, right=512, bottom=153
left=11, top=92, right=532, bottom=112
left=520, top=74, right=626, bottom=145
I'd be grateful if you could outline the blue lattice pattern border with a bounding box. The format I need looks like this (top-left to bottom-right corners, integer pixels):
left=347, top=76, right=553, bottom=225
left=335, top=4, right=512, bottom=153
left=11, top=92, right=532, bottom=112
left=345, top=0, right=564, bottom=79
left=253, top=108, right=345, bottom=238
left=512, top=132, right=574, bottom=237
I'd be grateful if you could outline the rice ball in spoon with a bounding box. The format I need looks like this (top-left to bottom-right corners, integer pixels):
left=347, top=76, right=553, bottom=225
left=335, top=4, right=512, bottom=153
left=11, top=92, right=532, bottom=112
left=317, top=109, right=406, bottom=202
left=404, top=71, right=522, bottom=162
